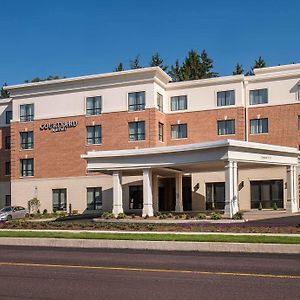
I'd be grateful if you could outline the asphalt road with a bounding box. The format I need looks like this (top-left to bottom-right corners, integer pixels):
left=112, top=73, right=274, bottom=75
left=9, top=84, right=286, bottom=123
left=0, top=246, right=299, bottom=300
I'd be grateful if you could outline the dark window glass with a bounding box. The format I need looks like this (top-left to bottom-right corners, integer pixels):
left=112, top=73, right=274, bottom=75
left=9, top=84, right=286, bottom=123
left=20, top=131, right=34, bottom=149
left=249, top=89, right=268, bottom=105
left=86, top=96, right=102, bottom=115
left=20, top=159, right=34, bottom=176
left=128, top=121, right=145, bottom=141
left=217, top=120, right=235, bottom=135
left=171, top=95, right=187, bottom=111
left=206, top=182, right=225, bottom=210
left=250, top=118, right=268, bottom=134
left=157, top=93, right=163, bottom=112
left=5, top=161, right=10, bottom=176
left=298, top=85, right=300, bottom=101
left=87, top=187, right=102, bottom=210
left=86, top=126, right=102, bottom=144
left=217, top=90, right=235, bottom=106
left=5, top=195, right=11, bottom=206
left=6, top=111, right=12, bottom=124
left=158, top=122, right=164, bottom=142
left=5, top=136, right=11, bottom=150
left=129, top=185, right=143, bottom=209
left=20, top=104, right=34, bottom=122
left=52, top=189, right=67, bottom=211
left=171, top=124, right=187, bottom=139
left=128, top=92, right=145, bottom=111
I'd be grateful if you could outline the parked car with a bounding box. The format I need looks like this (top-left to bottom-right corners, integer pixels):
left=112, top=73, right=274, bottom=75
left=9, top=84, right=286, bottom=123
left=0, top=206, right=29, bottom=221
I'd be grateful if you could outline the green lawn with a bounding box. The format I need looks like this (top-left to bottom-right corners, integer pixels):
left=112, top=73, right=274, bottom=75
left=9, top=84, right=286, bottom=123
left=0, top=231, right=299, bottom=244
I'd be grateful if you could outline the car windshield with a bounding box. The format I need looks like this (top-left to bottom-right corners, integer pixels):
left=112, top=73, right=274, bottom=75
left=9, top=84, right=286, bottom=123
left=0, top=207, right=12, bottom=213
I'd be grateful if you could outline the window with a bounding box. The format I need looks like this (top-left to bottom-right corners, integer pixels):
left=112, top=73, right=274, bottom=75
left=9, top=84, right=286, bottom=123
left=20, top=159, right=34, bottom=176
left=87, top=187, right=102, bottom=210
left=217, top=120, right=235, bottom=135
left=5, top=162, right=10, bottom=176
left=129, top=186, right=143, bottom=209
left=171, top=95, right=187, bottom=111
left=20, top=104, right=34, bottom=122
left=6, top=111, right=12, bottom=124
left=249, top=89, right=268, bottom=105
left=5, top=195, right=11, bottom=206
left=158, top=122, right=164, bottom=142
left=86, top=126, right=102, bottom=144
left=217, top=90, right=235, bottom=106
left=157, top=93, right=163, bottom=112
left=128, top=92, right=145, bottom=111
left=20, top=131, right=34, bottom=149
left=52, top=189, right=67, bottom=211
left=298, top=116, right=300, bottom=130
left=250, top=118, right=268, bottom=134
left=86, top=96, right=102, bottom=115
left=128, top=121, right=145, bottom=141
left=206, top=182, right=225, bottom=210
left=171, top=124, right=187, bottom=139
left=5, top=136, right=11, bottom=150
left=298, top=85, right=300, bottom=101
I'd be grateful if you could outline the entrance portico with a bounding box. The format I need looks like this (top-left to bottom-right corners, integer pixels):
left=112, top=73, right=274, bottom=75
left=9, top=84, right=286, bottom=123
left=82, top=140, right=300, bottom=218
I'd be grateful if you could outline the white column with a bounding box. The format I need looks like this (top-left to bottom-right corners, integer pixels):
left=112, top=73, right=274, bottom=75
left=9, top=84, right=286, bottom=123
left=287, top=165, right=298, bottom=213
left=224, top=161, right=239, bottom=218
left=142, top=169, right=154, bottom=217
left=112, top=171, right=123, bottom=217
left=152, top=174, right=159, bottom=213
left=175, top=172, right=183, bottom=212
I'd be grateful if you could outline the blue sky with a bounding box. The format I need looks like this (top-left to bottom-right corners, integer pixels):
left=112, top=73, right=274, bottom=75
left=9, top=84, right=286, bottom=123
left=0, top=0, right=299, bottom=85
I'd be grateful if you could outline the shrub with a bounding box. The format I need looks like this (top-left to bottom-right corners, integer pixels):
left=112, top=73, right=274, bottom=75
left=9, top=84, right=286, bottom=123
left=167, top=213, right=173, bottom=219
left=131, top=214, right=136, bottom=219
left=210, top=212, right=222, bottom=220
left=180, top=214, right=187, bottom=219
left=102, top=212, right=114, bottom=219
left=144, top=214, right=149, bottom=219
left=272, top=202, right=278, bottom=210
left=28, top=198, right=40, bottom=214
left=185, top=214, right=191, bottom=220
left=72, top=210, right=79, bottom=215
left=233, top=211, right=244, bottom=220
left=117, top=213, right=127, bottom=219
left=146, top=224, right=155, bottom=231
left=196, top=213, right=207, bottom=220
left=42, top=209, right=48, bottom=215
left=159, top=213, right=167, bottom=219
left=258, top=202, right=263, bottom=210
left=174, top=215, right=180, bottom=219
left=37, top=209, right=41, bottom=215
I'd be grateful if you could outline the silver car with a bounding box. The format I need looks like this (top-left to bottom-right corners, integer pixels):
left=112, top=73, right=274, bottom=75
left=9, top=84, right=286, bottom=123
left=0, top=206, right=29, bottom=221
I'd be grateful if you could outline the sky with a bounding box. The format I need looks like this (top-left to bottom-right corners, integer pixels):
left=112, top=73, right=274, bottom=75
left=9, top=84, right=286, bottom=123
left=0, top=0, right=299, bottom=85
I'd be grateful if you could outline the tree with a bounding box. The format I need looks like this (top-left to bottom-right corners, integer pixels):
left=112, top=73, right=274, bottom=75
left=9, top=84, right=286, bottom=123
left=233, top=63, right=244, bottom=75
left=24, top=75, right=62, bottom=83
left=199, top=50, right=218, bottom=78
left=149, top=53, right=168, bottom=71
left=0, top=83, right=9, bottom=98
left=180, top=50, right=202, bottom=81
left=168, top=59, right=183, bottom=82
left=114, top=63, right=124, bottom=72
left=129, top=55, right=142, bottom=69
left=246, top=56, right=266, bottom=75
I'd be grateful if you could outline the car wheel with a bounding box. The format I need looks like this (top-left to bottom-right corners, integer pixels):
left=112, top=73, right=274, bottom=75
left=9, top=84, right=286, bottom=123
left=6, top=215, right=12, bottom=221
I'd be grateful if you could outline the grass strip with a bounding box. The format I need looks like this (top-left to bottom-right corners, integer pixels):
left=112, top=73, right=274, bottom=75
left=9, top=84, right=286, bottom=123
left=0, top=231, right=299, bottom=244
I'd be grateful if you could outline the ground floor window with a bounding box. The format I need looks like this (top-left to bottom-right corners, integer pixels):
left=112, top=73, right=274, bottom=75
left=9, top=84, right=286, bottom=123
left=87, top=187, right=102, bottom=210
left=206, top=182, right=225, bottom=210
left=52, top=189, right=67, bottom=211
left=250, top=180, right=283, bottom=209
left=129, top=185, right=143, bottom=209
left=5, top=195, right=11, bottom=206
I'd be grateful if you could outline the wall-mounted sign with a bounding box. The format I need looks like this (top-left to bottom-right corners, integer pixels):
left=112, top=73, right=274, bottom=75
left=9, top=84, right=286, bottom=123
left=40, top=120, right=78, bottom=133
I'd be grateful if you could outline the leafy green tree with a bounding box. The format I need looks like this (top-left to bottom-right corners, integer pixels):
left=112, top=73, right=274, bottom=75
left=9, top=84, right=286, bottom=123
left=0, top=83, right=9, bottom=98
left=114, top=63, right=124, bottom=72
left=168, top=59, right=183, bottom=82
left=129, top=55, right=142, bottom=69
left=233, top=63, right=244, bottom=75
left=149, top=53, right=168, bottom=71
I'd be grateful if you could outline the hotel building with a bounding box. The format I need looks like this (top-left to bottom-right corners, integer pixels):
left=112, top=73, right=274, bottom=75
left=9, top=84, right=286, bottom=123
left=1, top=63, right=300, bottom=217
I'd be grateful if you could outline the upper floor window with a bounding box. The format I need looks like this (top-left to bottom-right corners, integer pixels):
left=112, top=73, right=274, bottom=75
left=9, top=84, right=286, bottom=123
left=20, top=104, right=34, bottom=122
left=20, top=131, right=34, bottom=149
left=20, top=158, right=34, bottom=177
left=217, top=90, right=235, bottom=106
left=217, top=120, right=235, bottom=135
left=87, top=187, right=102, bottom=210
left=171, top=95, right=187, bottom=111
left=298, top=85, right=300, bottom=101
left=5, top=161, right=10, bottom=176
left=86, top=96, right=102, bottom=115
left=128, top=121, right=145, bottom=141
left=157, top=93, right=163, bottom=112
left=249, top=89, right=268, bottom=105
left=128, top=92, right=145, bottom=112
left=5, top=111, right=12, bottom=124
left=171, top=124, right=187, bottom=139
left=5, top=136, right=11, bottom=150
left=298, top=116, right=300, bottom=130
left=86, top=125, right=102, bottom=144
left=250, top=118, right=268, bottom=134
left=158, top=122, right=164, bottom=142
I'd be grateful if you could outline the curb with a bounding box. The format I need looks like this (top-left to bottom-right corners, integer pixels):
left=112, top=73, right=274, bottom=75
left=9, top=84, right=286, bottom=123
left=0, top=237, right=299, bottom=254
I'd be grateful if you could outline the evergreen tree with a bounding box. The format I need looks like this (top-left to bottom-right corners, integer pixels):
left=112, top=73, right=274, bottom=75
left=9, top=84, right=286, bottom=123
left=129, top=55, right=141, bottom=69
left=200, top=50, right=218, bottom=78
left=180, top=50, right=202, bottom=80
left=149, top=53, right=168, bottom=71
left=233, top=63, right=244, bottom=75
left=168, top=59, right=183, bottom=82
left=114, top=63, right=124, bottom=72
left=246, top=56, right=266, bottom=75
left=24, top=75, right=61, bottom=83
left=0, top=83, right=9, bottom=98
